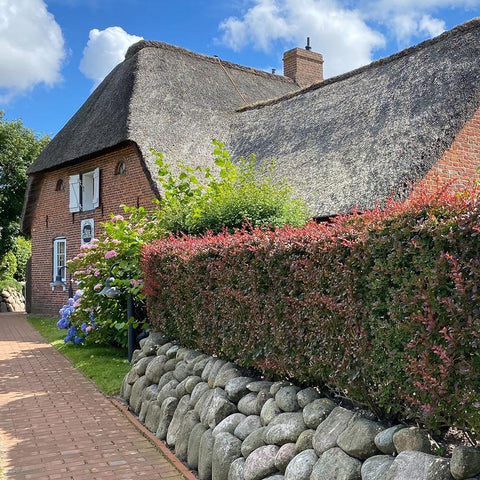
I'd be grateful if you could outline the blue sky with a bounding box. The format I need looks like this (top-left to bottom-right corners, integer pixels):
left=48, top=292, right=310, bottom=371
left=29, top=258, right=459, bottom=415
left=1, top=0, right=479, bottom=138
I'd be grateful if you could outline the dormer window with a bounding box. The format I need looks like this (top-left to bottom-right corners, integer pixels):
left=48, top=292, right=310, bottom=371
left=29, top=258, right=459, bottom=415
left=69, top=168, right=100, bottom=212
left=55, top=179, right=65, bottom=191
left=115, top=161, right=126, bottom=175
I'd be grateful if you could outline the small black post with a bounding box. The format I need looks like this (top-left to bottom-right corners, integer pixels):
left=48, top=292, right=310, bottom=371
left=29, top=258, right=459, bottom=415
left=127, top=292, right=135, bottom=362
left=68, top=274, right=74, bottom=298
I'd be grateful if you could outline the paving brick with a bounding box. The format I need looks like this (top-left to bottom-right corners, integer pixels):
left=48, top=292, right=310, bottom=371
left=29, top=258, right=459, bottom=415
left=0, top=313, right=195, bottom=480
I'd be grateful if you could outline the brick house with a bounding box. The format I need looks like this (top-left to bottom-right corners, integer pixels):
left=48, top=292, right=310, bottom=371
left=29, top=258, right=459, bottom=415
left=22, top=18, right=480, bottom=315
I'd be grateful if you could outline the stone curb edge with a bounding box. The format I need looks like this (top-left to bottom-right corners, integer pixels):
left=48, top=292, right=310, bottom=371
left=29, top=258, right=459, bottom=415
left=109, top=397, right=198, bottom=480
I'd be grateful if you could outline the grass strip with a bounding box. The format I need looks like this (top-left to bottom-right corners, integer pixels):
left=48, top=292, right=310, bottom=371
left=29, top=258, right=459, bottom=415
left=28, top=315, right=131, bottom=395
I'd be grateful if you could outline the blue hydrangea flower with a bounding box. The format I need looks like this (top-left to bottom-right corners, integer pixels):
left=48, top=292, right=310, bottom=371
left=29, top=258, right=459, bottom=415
left=57, top=318, right=70, bottom=329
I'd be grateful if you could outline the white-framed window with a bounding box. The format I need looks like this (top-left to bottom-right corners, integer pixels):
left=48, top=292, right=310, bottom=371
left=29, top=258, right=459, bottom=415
left=53, top=237, right=66, bottom=282
left=69, top=168, right=100, bottom=212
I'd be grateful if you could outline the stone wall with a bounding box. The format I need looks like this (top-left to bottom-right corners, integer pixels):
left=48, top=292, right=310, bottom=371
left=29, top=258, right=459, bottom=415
left=120, top=333, right=480, bottom=480
left=0, top=287, right=25, bottom=312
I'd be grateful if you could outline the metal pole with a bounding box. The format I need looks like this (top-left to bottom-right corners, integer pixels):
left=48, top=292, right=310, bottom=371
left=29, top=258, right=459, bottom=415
left=68, top=274, right=74, bottom=298
left=127, top=292, right=135, bottom=362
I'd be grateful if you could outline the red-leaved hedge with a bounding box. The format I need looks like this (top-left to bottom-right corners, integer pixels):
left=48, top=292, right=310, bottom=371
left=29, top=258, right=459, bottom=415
left=142, top=190, right=480, bottom=438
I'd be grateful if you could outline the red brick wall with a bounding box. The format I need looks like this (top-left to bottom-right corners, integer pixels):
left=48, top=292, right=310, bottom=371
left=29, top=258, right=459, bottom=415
left=29, top=144, right=158, bottom=315
left=412, top=106, right=480, bottom=196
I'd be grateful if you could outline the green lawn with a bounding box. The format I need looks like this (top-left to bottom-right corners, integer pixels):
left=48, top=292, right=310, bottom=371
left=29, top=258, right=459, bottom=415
left=28, top=316, right=131, bottom=395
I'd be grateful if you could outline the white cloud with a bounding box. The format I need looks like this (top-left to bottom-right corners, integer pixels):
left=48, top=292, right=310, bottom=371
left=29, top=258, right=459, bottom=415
left=219, top=0, right=385, bottom=78
left=361, top=0, right=480, bottom=44
left=79, top=27, right=143, bottom=88
left=366, top=0, right=480, bottom=13
left=0, top=0, right=66, bottom=102
left=218, top=0, right=480, bottom=78
left=419, top=14, right=446, bottom=37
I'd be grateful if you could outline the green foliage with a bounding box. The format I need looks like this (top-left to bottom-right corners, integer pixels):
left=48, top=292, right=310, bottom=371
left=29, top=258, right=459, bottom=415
left=13, top=236, right=31, bottom=282
left=0, top=111, right=49, bottom=257
left=0, top=236, right=31, bottom=292
left=143, top=186, right=480, bottom=439
left=151, top=140, right=310, bottom=234
left=0, top=277, right=22, bottom=292
left=65, top=141, right=308, bottom=347
left=0, top=250, right=17, bottom=281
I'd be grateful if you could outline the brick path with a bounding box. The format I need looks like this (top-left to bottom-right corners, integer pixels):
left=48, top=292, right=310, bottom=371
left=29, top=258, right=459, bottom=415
left=0, top=312, right=191, bottom=480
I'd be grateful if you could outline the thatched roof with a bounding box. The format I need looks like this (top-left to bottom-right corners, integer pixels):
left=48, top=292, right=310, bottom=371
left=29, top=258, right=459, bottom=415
left=22, top=41, right=298, bottom=232
left=27, top=41, right=298, bottom=176
left=229, top=18, right=480, bottom=216
left=23, top=18, right=480, bottom=231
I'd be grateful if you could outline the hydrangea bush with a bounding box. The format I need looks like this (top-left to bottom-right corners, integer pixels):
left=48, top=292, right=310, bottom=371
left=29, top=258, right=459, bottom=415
left=64, top=210, right=151, bottom=347
left=57, top=290, right=98, bottom=344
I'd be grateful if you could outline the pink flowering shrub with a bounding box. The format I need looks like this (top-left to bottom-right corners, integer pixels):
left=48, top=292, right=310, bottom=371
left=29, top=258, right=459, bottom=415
left=143, top=185, right=480, bottom=439
left=66, top=207, right=151, bottom=346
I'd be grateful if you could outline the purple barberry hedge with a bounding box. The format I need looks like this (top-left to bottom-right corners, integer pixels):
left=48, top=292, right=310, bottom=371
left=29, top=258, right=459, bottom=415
left=142, top=189, right=480, bottom=439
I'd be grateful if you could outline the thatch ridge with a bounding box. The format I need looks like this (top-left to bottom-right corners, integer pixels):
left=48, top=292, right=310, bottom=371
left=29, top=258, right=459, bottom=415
left=238, top=16, right=480, bottom=112
left=125, top=39, right=296, bottom=85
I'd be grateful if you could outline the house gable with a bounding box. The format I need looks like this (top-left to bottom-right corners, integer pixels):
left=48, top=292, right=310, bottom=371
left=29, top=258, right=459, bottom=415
left=29, top=144, right=157, bottom=314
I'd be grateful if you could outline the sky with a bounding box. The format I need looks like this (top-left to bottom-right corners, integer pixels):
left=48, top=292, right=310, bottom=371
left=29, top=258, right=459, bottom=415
left=1, top=0, right=479, bottom=138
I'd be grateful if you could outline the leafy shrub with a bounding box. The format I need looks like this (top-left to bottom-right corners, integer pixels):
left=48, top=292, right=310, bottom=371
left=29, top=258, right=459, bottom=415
left=14, top=236, right=30, bottom=282
left=151, top=140, right=310, bottom=234
left=0, top=277, right=22, bottom=292
left=0, top=250, right=17, bottom=281
left=142, top=187, right=480, bottom=439
left=0, top=235, right=31, bottom=289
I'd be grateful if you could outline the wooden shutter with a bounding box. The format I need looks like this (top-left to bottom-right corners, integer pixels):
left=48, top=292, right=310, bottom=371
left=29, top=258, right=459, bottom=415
left=92, top=168, right=100, bottom=209
left=69, top=175, right=80, bottom=212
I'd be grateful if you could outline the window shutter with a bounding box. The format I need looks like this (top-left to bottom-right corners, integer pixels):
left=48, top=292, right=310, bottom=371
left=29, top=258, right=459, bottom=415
left=92, top=168, right=100, bottom=209
left=69, top=175, right=80, bottom=212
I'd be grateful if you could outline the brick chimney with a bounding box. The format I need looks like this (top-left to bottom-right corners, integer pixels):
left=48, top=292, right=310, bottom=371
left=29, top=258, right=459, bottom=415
left=283, top=39, right=323, bottom=88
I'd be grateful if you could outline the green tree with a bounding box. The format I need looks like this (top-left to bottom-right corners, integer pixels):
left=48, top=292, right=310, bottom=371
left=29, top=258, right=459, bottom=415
left=0, top=111, right=49, bottom=257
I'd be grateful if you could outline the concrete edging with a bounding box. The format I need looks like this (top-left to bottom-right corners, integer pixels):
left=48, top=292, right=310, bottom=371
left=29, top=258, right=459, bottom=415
left=110, top=397, right=198, bottom=480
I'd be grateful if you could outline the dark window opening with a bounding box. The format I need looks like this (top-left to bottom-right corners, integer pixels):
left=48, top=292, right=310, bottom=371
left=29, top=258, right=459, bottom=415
left=115, top=161, right=126, bottom=175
